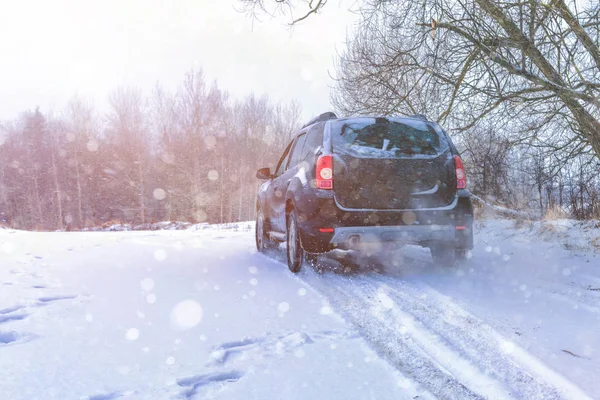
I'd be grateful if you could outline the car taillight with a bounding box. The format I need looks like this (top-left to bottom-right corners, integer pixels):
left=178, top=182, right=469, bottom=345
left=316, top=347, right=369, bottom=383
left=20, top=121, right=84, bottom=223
left=316, top=155, right=333, bottom=189
left=454, top=155, right=466, bottom=189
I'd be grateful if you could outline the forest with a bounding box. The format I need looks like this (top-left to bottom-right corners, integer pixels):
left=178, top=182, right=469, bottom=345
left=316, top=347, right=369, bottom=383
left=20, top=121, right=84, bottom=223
left=0, top=70, right=301, bottom=230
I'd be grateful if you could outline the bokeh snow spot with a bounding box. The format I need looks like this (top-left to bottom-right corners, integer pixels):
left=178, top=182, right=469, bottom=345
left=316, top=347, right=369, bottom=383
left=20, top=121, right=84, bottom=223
left=141, top=278, right=155, bottom=291
left=402, top=211, right=416, bottom=225
left=204, top=135, right=217, bottom=149
left=85, top=313, right=93, bottom=322
left=214, top=284, right=220, bottom=291
left=500, top=339, right=515, bottom=354
left=194, top=209, right=208, bottom=222
left=146, top=294, right=157, bottom=304
left=86, top=139, right=99, bottom=152
left=485, top=246, right=493, bottom=252
left=248, top=266, right=258, bottom=274
left=166, top=356, right=175, bottom=365
left=126, top=328, right=140, bottom=341
left=210, top=349, right=226, bottom=361
left=278, top=302, right=290, bottom=313
left=161, top=152, right=175, bottom=164
left=154, top=249, right=167, bottom=261
left=170, top=300, right=203, bottom=329
left=153, top=188, right=166, bottom=201
left=208, top=170, right=219, bottom=181
left=298, top=288, right=307, bottom=296
left=319, top=305, right=333, bottom=315
left=249, top=278, right=258, bottom=286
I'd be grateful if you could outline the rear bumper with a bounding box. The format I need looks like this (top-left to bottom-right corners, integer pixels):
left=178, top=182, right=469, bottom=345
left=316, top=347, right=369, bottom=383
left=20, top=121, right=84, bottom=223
left=297, top=190, right=474, bottom=253
left=330, top=225, right=455, bottom=250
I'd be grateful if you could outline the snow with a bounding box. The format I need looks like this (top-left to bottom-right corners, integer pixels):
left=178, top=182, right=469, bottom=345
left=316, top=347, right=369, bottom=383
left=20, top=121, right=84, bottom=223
left=1, top=219, right=599, bottom=399
left=337, top=144, right=444, bottom=159
left=472, top=194, right=538, bottom=219
left=293, top=165, right=309, bottom=186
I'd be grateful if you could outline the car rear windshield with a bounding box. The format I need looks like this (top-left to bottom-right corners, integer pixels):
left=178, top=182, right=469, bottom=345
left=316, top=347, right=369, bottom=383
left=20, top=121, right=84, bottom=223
left=331, top=117, right=448, bottom=158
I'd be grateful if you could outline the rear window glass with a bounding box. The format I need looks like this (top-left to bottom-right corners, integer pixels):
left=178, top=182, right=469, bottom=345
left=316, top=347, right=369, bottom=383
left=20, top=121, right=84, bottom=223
left=331, top=117, right=448, bottom=158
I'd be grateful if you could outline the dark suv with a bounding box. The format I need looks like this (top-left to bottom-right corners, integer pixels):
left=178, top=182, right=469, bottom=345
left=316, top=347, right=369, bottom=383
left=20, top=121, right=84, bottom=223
left=255, top=112, right=473, bottom=272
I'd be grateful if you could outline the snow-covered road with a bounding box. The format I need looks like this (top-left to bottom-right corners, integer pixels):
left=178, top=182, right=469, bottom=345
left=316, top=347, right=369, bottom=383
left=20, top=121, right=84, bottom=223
left=1, top=220, right=598, bottom=399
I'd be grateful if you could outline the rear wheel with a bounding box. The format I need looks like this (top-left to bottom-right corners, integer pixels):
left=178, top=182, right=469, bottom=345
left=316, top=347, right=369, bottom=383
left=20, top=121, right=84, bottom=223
left=256, top=209, right=276, bottom=252
left=455, top=249, right=469, bottom=261
left=430, top=244, right=457, bottom=267
left=286, top=210, right=304, bottom=273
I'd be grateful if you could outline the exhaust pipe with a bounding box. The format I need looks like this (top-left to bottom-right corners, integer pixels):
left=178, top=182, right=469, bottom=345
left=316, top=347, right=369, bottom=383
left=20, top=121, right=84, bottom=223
left=347, top=235, right=360, bottom=248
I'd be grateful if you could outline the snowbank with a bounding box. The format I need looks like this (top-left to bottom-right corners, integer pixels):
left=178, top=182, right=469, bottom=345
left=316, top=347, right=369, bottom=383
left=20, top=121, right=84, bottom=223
left=68, top=221, right=254, bottom=233
left=532, top=219, right=600, bottom=254
left=472, top=194, right=539, bottom=220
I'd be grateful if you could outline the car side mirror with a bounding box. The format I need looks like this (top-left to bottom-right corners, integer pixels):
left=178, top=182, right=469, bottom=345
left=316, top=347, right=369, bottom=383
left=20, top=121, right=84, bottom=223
left=256, top=167, right=272, bottom=180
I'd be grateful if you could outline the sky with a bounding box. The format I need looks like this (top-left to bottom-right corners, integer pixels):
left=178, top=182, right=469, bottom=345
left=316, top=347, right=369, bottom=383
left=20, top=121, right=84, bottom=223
left=0, top=0, right=356, bottom=121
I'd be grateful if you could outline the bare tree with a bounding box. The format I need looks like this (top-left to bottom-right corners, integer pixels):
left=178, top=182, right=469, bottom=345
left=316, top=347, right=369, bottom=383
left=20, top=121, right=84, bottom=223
left=107, top=87, right=150, bottom=224
left=64, top=97, right=99, bottom=227
left=243, top=0, right=600, bottom=162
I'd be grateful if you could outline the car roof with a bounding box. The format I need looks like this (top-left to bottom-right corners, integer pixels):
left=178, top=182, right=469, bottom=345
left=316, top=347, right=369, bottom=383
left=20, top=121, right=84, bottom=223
left=332, top=115, right=431, bottom=124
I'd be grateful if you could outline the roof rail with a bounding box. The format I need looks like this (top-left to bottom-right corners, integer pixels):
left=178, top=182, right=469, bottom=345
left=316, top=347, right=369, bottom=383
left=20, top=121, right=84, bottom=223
left=408, top=114, right=429, bottom=121
left=301, top=112, right=338, bottom=129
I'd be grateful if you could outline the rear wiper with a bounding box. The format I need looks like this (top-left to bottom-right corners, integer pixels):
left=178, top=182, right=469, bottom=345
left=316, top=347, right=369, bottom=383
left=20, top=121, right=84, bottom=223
left=340, top=124, right=349, bottom=136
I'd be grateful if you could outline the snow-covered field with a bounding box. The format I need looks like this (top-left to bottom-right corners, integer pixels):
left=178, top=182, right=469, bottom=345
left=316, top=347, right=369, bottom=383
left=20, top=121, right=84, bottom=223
left=1, top=220, right=599, bottom=399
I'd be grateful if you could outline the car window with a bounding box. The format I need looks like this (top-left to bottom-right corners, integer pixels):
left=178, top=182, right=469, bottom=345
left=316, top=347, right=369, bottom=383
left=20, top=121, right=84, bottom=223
left=331, top=117, right=448, bottom=158
left=288, top=133, right=307, bottom=168
left=275, top=140, right=293, bottom=176
left=301, top=123, right=324, bottom=161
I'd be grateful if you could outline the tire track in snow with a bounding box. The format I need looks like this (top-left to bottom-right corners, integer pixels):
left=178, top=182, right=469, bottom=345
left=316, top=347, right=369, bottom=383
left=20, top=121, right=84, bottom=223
left=300, top=271, right=484, bottom=400
left=300, top=270, right=592, bottom=400
left=398, top=279, right=594, bottom=400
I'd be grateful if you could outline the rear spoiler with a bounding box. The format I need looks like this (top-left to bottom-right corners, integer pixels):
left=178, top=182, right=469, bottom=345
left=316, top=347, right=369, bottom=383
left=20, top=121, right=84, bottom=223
left=301, top=112, right=338, bottom=129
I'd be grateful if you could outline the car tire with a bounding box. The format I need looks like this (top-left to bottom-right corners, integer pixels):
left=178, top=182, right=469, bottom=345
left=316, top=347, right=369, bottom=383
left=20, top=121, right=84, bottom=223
left=286, top=210, right=304, bottom=273
left=455, top=249, right=469, bottom=261
left=256, top=208, right=276, bottom=252
left=430, top=243, right=457, bottom=267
